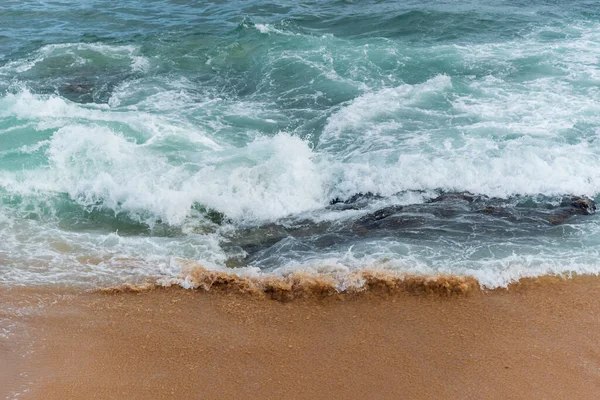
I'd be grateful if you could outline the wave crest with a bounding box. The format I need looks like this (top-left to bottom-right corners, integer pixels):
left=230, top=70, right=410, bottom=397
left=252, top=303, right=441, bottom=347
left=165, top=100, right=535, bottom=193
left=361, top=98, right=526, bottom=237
left=99, top=265, right=480, bottom=300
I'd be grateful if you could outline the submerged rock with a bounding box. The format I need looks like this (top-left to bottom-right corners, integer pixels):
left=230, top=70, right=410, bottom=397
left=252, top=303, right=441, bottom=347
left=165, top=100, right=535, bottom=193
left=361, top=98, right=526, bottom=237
left=222, top=192, right=597, bottom=265
left=562, top=195, right=596, bottom=215
left=329, top=192, right=385, bottom=210
left=62, top=82, right=94, bottom=94
left=59, top=82, right=97, bottom=103
left=356, top=205, right=404, bottom=224
left=428, top=192, right=477, bottom=204
left=545, top=195, right=596, bottom=225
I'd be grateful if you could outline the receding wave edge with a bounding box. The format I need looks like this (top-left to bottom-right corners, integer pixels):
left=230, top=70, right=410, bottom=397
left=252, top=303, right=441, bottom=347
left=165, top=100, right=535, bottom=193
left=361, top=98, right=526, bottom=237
left=97, top=265, right=589, bottom=301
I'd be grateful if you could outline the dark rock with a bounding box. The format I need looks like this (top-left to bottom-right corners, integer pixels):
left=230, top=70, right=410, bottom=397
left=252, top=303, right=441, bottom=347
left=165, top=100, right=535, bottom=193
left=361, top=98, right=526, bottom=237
left=329, top=192, right=384, bottom=210
left=561, top=195, right=596, bottom=215
left=314, top=234, right=345, bottom=248
left=221, top=192, right=597, bottom=265
left=547, top=215, right=568, bottom=225
left=62, top=83, right=94, bottom=94
left=428, top=192, right=477, bottom=204
left=357, top=205, right=403, bottom=224
left=541, top=196, right=596, bottom=225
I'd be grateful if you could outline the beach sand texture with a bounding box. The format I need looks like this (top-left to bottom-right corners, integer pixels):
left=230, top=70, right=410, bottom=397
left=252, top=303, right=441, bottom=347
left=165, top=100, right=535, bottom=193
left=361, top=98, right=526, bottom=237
left=3, top=275, right=600, bottom=399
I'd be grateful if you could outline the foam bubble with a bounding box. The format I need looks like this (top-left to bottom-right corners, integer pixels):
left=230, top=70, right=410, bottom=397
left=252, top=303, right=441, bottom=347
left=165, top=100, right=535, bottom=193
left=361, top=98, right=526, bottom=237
left=254, top=23, right=271, bottom=34
left=252, top=22, right=299, bottom=36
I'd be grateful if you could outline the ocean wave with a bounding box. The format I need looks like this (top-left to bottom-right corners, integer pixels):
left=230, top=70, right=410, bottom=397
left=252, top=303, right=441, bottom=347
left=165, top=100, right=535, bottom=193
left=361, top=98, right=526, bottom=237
left=2, top=4, right=600, bottom=288
left=319, top=70, right=600, bottom=199
left=0, top=42, right=149, bottom=76
left=100, top=262, right=600, bottom=301
left=103, top=264, right=480, bottom=300
left=2, top=84, right=600, bottom=228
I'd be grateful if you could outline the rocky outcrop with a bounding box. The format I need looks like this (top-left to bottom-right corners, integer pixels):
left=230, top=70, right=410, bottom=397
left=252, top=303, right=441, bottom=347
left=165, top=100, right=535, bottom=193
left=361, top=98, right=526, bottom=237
left=222, top=192, right=597, bottom=265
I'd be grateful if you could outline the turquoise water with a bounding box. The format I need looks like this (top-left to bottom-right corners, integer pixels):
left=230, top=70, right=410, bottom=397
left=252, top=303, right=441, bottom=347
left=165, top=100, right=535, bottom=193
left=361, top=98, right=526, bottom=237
left=1, top=0, right=600, bottom=287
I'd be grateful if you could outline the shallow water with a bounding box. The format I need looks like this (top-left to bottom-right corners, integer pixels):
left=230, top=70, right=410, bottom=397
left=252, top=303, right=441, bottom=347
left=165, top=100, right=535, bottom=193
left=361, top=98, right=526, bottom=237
left=1, top=0, right=600, bottom=288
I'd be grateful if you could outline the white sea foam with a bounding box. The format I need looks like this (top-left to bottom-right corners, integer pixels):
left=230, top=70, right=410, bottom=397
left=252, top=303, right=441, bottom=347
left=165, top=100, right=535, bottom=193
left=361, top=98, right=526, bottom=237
left=162, top=250, right=600, bottom=291
left=0, top=213, right=227, bottom=287
left=3, top=75, right=600, bottom=227
left=254, top=23, right=271, bottom=34
left=0, top=89, right=221, bottom=148
left=319, top=72, right=600, bottom=199
left=3, top=20, right=600, bottom=288
left=183, top=133, right=326, bottom=222
left=323, top=74, right=453, bottom=142
left=253, top=23, right=299, bottom=36
left=0, top=91, right=328, bottom=224
left=0, top=42, right=150, bottom=75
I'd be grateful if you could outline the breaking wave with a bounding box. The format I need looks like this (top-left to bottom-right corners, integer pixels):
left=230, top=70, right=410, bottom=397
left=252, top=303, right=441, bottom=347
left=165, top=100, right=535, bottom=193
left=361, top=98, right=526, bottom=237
left=2, top=1, right=600, bottom=289
left=101, top=264, right=480, bottom=300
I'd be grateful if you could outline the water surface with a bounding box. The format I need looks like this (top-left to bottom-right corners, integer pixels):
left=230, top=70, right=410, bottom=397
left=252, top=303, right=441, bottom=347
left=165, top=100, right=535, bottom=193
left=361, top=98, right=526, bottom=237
left=1, top=0, right=600, bottom=287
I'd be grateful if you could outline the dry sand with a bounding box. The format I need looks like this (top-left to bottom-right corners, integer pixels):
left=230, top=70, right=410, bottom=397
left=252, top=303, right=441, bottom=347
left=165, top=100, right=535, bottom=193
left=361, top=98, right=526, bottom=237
left=2, top=275, right=600, bottom=399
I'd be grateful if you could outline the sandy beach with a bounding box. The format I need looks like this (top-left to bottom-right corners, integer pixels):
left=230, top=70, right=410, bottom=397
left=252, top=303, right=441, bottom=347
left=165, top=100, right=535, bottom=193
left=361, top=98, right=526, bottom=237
left=2, top=274, right=600, bottom=399
left=4, top=1, right=600, bottom=399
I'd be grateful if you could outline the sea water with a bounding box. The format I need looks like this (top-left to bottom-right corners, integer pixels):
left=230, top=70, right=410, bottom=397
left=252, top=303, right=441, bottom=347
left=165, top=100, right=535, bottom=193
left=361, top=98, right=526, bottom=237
left=1, top=0, right=600, bottom=288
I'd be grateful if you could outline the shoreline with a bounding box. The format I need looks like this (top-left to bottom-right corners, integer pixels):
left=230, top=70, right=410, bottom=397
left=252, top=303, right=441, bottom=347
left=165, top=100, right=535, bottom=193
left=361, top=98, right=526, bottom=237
left=101, top=264, right=594, bottom=299
left=3, top=274, right=600, bottom=399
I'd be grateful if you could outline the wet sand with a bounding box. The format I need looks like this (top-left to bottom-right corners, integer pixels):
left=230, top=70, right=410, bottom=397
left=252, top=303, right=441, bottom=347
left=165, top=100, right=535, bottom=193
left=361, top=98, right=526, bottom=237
left=2, top=275, right=600, bottom=399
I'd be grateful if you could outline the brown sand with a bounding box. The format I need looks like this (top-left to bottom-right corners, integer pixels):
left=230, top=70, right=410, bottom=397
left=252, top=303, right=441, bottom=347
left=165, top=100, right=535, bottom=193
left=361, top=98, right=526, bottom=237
left=2, top=275, right=600, bottom=399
